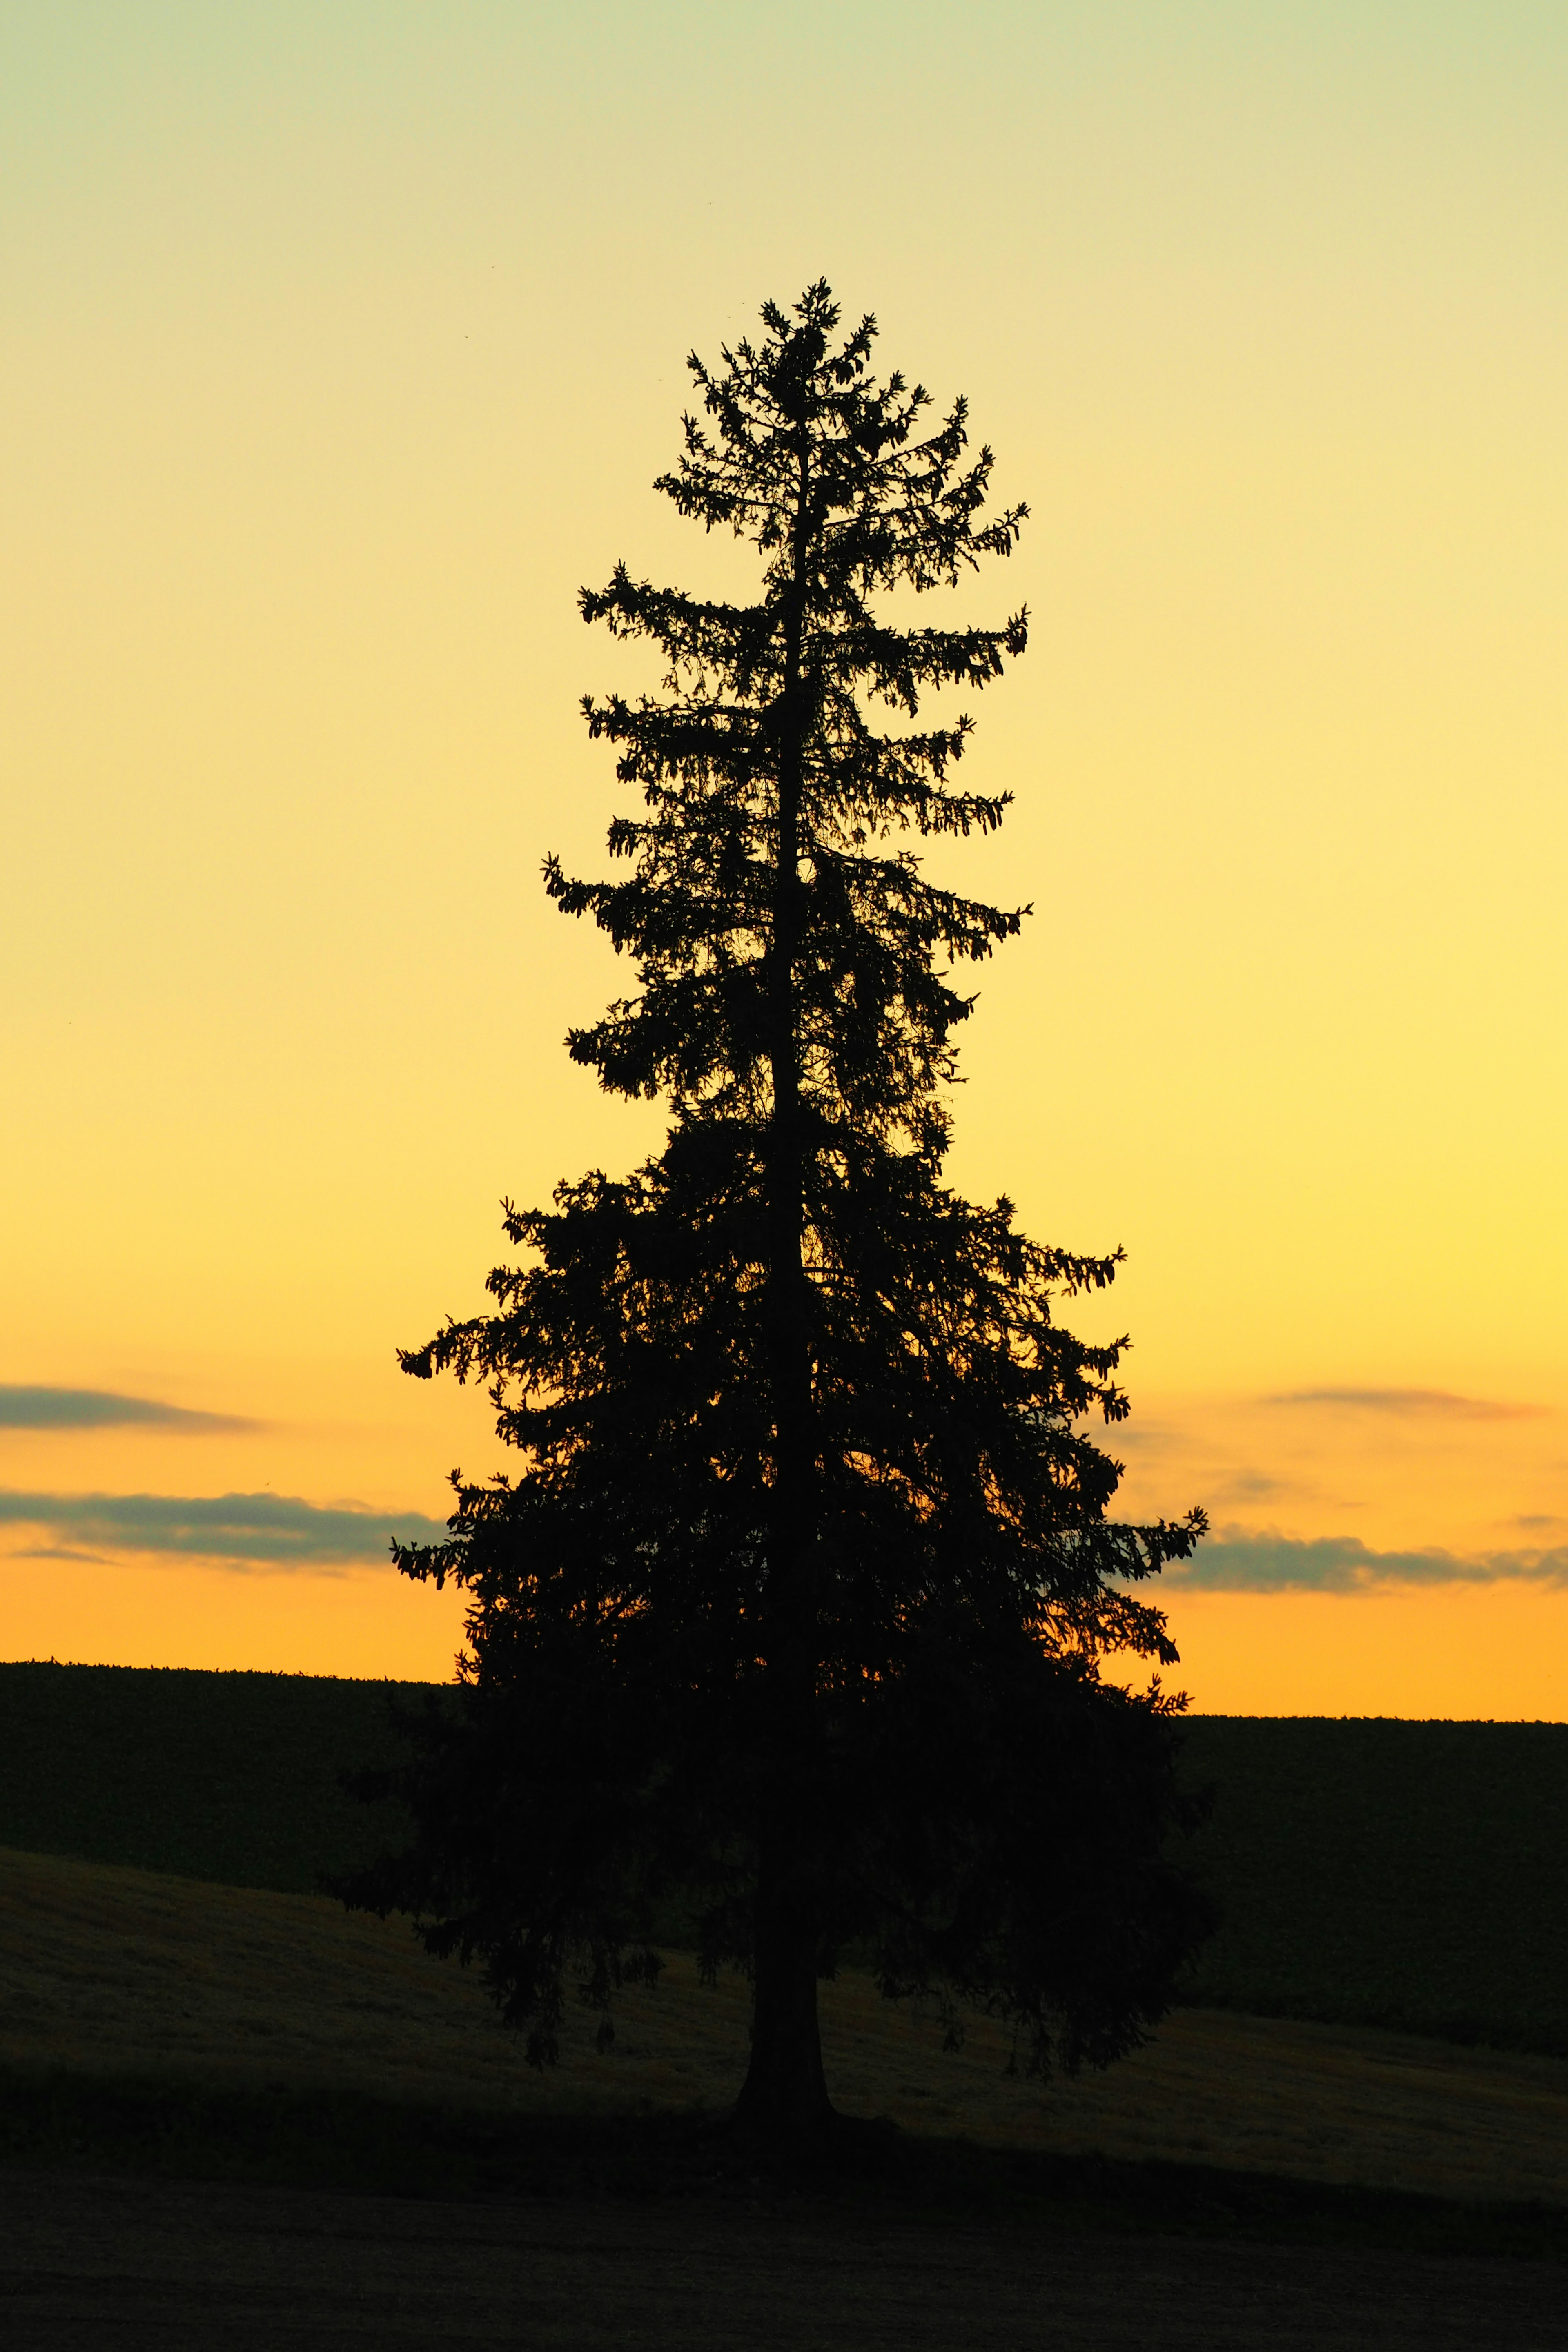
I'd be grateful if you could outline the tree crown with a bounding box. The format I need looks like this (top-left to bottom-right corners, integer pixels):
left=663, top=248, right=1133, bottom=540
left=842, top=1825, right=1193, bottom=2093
left=552, top=279, right=1031, bottom=1163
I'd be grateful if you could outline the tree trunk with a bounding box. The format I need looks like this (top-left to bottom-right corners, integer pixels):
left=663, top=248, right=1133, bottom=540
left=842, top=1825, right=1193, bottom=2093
left=735, top=1811, right=834, bottom=2137
left=741, top=411, right=833, bottom=2144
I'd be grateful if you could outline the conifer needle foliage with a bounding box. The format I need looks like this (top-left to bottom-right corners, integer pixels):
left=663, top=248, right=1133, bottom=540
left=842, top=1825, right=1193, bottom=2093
left=345, top=285, right=1210, bottom=2139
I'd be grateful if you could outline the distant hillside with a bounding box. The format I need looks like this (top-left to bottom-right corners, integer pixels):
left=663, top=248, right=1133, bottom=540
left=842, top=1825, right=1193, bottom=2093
left=1178, top=1714, right=1568, bottom=2056
left=2, top=1662, right=1565, bottom=2056
left=0, top=1661, right=421, bottom=1893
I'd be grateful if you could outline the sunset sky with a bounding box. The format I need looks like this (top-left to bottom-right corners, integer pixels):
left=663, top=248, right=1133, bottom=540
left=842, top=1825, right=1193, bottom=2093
left=5, top=3, right=1566, bottom=1715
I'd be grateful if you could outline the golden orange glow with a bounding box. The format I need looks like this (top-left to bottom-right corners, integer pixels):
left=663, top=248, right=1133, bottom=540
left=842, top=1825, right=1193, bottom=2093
left=0, top=1551, right=466, bottom=1683
left=1169, top=1585, right=1568, bottom=1726
left=4, top=7, right=1566, bottom=1712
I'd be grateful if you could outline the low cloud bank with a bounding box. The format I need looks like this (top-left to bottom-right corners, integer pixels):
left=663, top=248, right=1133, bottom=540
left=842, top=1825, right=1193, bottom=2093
left=0, top=1490, right=449, bottom=1569
left=1167, top=1528, right=1568, bottom=1593
left=7, top=1489, right=1561, bottom=1595
left=0, top=1386, right=256, bottom=1433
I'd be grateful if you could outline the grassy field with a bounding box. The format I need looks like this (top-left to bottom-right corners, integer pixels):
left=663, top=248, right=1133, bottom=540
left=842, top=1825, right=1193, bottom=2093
left=3, top=1662, right=1566, bottom=2056
left=5, top=1842, right=1568, bottom=2219
left=6, top=1812, right=1568, bottom=2301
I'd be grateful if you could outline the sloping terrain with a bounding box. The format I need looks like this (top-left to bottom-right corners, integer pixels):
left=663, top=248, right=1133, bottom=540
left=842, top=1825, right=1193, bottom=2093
left=4, top=1844, right=1568, bottom=2208
left=5, top=1664, right=1567, bottom=2055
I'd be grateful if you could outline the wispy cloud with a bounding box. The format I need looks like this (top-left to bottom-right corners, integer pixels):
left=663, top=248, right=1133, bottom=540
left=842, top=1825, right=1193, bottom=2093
left=1264, top=1387, right=1545, bottom=1421
left=1208, top=1469, right=1291, bottom=1502
left=0, top=1490, right=449, bottom=1570
left=1166, top=1527, right=1568, bottom=1593
left=0, top=1386, right=258, bottom=1433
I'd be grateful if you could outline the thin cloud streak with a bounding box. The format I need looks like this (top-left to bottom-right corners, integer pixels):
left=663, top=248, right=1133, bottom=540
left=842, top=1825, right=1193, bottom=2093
left=0, top=1490, right=448, bottom=1570
left=0, top=1386, right=258, bottom=1433
left=1265, top=1388, right=1545, bottom=1421
left=1167, top=1528, right=1568, bottom=1594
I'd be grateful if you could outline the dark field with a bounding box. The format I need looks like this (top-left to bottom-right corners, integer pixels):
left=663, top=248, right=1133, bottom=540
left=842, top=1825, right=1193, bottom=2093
left=5, top=1665, right=1568, bottom=2342
left=3, top=1661, right=1565, bottom=2056
left=4, top=1841, right=1568, bottom=2341
left=9, top=2168, right=1566, bottom=2352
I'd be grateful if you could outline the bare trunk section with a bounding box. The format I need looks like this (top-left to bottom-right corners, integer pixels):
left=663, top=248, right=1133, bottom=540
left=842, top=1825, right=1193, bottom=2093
left=735, top=1815, right=833, bottom=2136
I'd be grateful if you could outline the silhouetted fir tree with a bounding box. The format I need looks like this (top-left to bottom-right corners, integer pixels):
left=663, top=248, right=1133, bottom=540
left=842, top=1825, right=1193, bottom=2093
left=346, top=284, right=1210, bottom=2144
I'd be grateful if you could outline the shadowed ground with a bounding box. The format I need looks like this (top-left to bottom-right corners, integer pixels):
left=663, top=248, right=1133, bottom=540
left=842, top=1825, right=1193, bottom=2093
left=4, top=2168, right=1566, bottom=2351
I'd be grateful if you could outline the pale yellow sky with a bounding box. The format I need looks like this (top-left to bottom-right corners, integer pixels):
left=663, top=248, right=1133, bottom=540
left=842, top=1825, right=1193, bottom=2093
left=4, top=4, right=1566, bottom=1711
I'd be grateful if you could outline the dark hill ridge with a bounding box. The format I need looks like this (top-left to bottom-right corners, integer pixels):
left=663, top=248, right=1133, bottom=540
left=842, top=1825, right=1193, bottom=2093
left=1180, top=1714, right=1568, bottom=2056
left=0, top=1661, right=418, bottom=1894
left=1, top=1662, right=1564, bottom=2057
